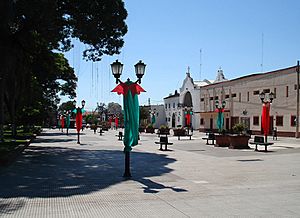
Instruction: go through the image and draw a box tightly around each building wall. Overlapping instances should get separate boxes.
[164,95,180,128]
[150,105,166,128]
[199,66,299,136]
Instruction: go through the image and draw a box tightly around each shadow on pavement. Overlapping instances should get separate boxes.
[40,132,83,137]
[138,178,187,194]
[33,138,76,143]
[0,145,176,203]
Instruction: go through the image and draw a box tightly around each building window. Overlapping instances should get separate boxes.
[166,118,168,122]
[173,103,175,108]
[165,104,167,109]
[225,94,230,99]
[178,117,180,122]
[168,104,170,108]
[253,90,260,95]
[247,92,249,102]
[215,96,219,100]
[263,89,270,93]
[274,88,277,99]
[238,93,241,102]
[168,117,171,122]
[291,115,296,127]
[209,97,214,100]
[231,93,237,98]
[286,86,289,97]
[253,116,259,125]
[200,118,204,125]
[200,98,204,102]
[276,116,283,126]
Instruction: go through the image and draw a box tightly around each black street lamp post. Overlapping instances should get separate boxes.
[215,100,226,133]
[183,107,193,135]
[74,99,85,144]
[111,59,146,178]
[259,92,274,143]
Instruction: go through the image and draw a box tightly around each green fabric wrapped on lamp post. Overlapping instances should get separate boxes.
[111,60,146,178]
[215,100,226,133]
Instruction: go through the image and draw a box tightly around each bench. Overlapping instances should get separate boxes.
[177,134,192,140]
[249,136,274,152]
[202,133,215,145]
[155,136,173,151]
[116,132,123,140]
[273,129,278,140]
[98,128,103,136]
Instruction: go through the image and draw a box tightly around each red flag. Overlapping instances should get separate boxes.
[111,82,145,96]
[115,117,119,128]
[262,103,270,136]
[60,116,65,129]
[76,112,82,133]
[109,117,112,126]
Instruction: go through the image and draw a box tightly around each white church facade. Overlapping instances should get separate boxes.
[163,65,299,137]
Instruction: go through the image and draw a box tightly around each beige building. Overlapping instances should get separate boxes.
[199,65,299,137]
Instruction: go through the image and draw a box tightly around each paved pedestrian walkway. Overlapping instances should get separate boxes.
[0,129,300,217]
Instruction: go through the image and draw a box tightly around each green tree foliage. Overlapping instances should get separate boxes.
[0,0,128,134]
[85,114,98,125]
[58,101,76,114]
[139,106,149,126]
[107,102,122,115]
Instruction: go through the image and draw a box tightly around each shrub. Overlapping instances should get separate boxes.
[232,123,246,135]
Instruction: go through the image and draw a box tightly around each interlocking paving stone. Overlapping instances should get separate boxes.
[0,129,300,217]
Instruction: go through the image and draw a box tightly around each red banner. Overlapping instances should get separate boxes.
[261,103,270,136]
[76,112,82,133]
[185,114,191,127]
[60,116,65,129]
[115,117,119,128]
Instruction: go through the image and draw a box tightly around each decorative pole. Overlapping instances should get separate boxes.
[184,107,193,135]
[60,115,65,132]
[66,111,71,135]
[259,92,274,143]
[111,60,146,178]
[215,100,226,134]
[73,100,85,144]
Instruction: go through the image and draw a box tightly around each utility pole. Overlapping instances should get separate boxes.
[296,61,299,138]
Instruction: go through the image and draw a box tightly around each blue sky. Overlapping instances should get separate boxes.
[64,0,300,110]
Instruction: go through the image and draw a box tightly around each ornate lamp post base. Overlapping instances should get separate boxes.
[77,132,80,144]
[123,151,131,178]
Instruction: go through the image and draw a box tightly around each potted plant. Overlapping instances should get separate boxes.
[228,123,250,149]
[173,127,186,136]
[139,125,146,133]
[215,131,230,147]
[158,125,170,135]
[146,123,155,133]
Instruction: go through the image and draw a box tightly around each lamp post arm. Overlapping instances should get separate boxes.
[134,78,141,84]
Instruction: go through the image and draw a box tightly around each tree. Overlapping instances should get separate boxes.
[0,0,128,137]
[139,106,150,127]
[107,102,122,115]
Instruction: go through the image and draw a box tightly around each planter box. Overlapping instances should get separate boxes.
[139,127,145,133]
[228,135,250,149]
[215,135,230,147]
[146,128,155,133]
[173,129,186,136]
[158,129,170,135]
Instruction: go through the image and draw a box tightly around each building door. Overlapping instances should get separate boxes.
[269,116,274,135]
[231,117,239,129]
[241,117,250,130]
[172,113,176,128]
[226,118,230,130]
[210,118,213,131]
